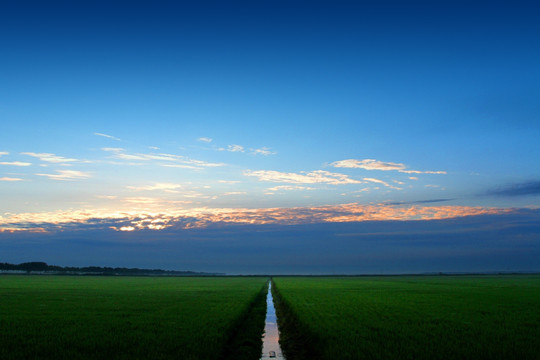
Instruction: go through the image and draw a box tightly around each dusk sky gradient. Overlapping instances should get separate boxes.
[1,1,539,273]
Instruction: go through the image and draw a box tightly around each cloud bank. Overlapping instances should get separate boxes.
[1,209,538,275]
[486,181,540,197]
[0,203,513,233]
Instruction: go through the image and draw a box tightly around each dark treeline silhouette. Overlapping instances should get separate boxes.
[0,262,221,276]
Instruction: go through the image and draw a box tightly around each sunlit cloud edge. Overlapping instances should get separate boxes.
[0,203,515,233]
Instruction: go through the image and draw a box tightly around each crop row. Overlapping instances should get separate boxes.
[272,276,540,360]
[0,276,268,360]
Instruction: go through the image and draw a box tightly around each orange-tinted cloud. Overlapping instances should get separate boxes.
[244,170,362,185]
[0,203,514,232]
[331,158,446,174]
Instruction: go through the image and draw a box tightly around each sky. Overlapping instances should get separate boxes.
[1,0,539,273]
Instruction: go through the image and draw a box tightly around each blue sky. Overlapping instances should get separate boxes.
[1,1,539,272]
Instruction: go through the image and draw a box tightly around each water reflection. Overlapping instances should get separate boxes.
[261,282,284,359]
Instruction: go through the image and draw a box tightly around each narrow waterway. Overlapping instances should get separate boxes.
[261,282,285,359]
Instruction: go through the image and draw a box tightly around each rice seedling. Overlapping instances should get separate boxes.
[273,276,540,360]
[0,276,268,360]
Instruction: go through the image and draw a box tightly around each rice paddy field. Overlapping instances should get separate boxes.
[0,276,268,360]
[272,275,540,360]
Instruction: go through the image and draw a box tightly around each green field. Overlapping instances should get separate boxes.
[272,276,540,360]
[0,276,268,360]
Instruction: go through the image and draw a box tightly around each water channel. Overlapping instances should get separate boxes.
[260,282,285,359]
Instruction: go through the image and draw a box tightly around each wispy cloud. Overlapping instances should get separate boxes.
[244,169,362,185]
[218,144,245,152]
[0,161,32,166]
[22,152,78,163]
[127,183,184,193]
[222,191,247,196]
[36,170,91,181]
[160,164,199,170]
[0,177,24,181]
[385,198,455,205]
[94,132,121,141]
[215,144,275,155]
[364,177,402,190]
[198,137,213,143]
[0,152,8,157]
[180,159,225,168]
[251,147,276,156]
[331,159,446,174]
[404,170,446,174]
[101,148,225,169]
[102,147,124,152]
[121,197,193,207]
[96,195,118,200]
[267,185,315,192]
[485,181,540,197]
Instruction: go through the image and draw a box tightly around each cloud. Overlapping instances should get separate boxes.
[94,132,121,141]
[251,147,276,156]
[0,161,32,166]
[266,185,315,192]
[218,144,245,152]
[218,180,241,184]
[0,177,23,181]
[385,198,455,205]
[216,145,275,155]
[22,152,78,163]
[0,203,514,232]
[363,177,401,190]
[160,164,199,170]
[333,159,406,171]
[486,181,540,197]
[409,176,419,180]
[96,195,117,199]
[403,170,446,174]
[102,147,124,152]
[0,152,8,157]
[222,192,247,196]
[127,183,184,193]
[101,148,226,169]
[121,197,193,206]
[180,159,225,168]
[36,170,91,181]
[198,137,213,143]
[331,159,446,174]
[244,169,363,185]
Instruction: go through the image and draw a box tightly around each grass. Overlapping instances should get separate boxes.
[0,276,268,360]
[272,275,540,360]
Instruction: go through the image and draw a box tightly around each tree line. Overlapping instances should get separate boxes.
[0,261,221,276]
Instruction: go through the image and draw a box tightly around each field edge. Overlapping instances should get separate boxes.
[271,279,321,360]
[222,279,269,360]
